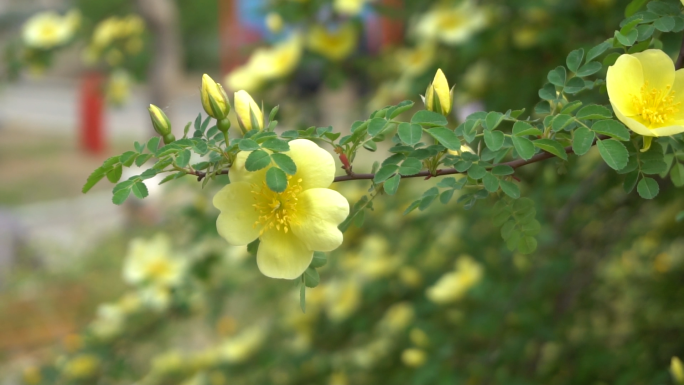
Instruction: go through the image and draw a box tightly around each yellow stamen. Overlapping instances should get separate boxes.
[251,176,303,235]
[632,82,681,127]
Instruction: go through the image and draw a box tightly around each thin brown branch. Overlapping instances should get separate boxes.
[187,135,609,183]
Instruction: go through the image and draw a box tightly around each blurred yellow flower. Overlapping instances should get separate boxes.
[409,328,430,347]
[334,0,367,16]
[22,11,74,49]
[62,354,100,380]
[213,139,349,279]
[399,266,423,288]
[125,37,144,54]
[672,356,684,384]
[106,70,131,106]
[426,255,483,304]
[22,367,41,385]
[513,26,540,49]
[226,65,263,93]
[396,43,436,77]
[234,90,263,132]
[607,49,684,138]
[123,233,186,288]
[220,326,266,363]
[90,303,125,340]
[401,348,427,367]
[414,0,487,46]
[329,371,349,385]
[379,302,414,334]
[266,12,284,33]
[325,279,361,322]
[308,23,358,61]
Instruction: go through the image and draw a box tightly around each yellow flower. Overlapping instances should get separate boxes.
[63,354,100,380]
[426,255,483,304]
[334,0,367,16]
[409,328,430,347]
[234,90,264,132]
[122,15,145,36]
[672,356,684,384]
[424,68,454,116]
[213,139,349,279]
[401,348,427,368]
[396,43,435,77]
[607,49,684,137]
[90,303,125,340]
[22,12,73,49]
[379,302,414,334]
[325,279,361,322]
[122,233,186,288]
[92,17,119,48]
[307,23,358,61]
[202,74,231,119]
[106,70,131,106]
[266,12,284,33]
[249,34,303,80]
[414,0,487,46]
[226,65,263,93]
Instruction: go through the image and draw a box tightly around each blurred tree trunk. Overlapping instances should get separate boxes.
[136,0,182,132]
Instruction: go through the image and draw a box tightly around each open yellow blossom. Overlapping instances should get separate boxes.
[426,255,483,304]
[334,0,367,16]
[396,43,435,77]
[607,49,684,137]
[22,12,74,49]
[414,0,487,46]
[307,23,358,61]
[213,139,349,279]
[123,234,186,288]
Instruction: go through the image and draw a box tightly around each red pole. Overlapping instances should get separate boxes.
[80,72,106,154]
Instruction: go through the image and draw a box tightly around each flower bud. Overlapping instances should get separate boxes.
[201,74,230,120]
[234,90,264,133]
[423,68,453,116]
[148,104,171,136]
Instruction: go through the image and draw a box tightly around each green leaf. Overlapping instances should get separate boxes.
[591,120,630,141]
[112,188,131,205]
[134,141,145,153]
[483,130,505,151]
[624,170,639,193]
[566,48,585,73]
[374,164,399,183]
[368,118,388,137]
[82,169,106,193]
[670,163,684,187]
[561,100,583,114]
[397,123,422,145]
[625,0,648,17]
[512,121,542,137]
[426,127,460,151]
[239,138,260,151]
[384,174,401,195]
[654,16,675,32]
[266,167,288,193]
[146,137,161,152]
[411,110,448,126]
[311,252,327,268]
[499,179,520,199]
[492,165,514,175]
[564,77,586,94]
[468,164,486,179]
[483,173,499,192]
[261,138,290,152]
[389,100,414,118]
[303,267,319,288]
[572,127,595,156]
[299,284,306,313]
[512,136,535,160]
[597,139,629,170]
[485,112,504,130]
[517,236,538,254]
[271,153,297,175]
[547,66,567,86]
[615,29,638,46]
[534,139,568,160]
[576,62,603,77]
[121,151,138,167]
[551,114,574,132]
[538,83,557,100]
[576,105,612,120]
[399,158,422,176]
[106,164,122,183]
[135,154,153,167]
[175,149,191,167]
[637,177,659,199]
[586,40,612,62]
[269,105,280,121]
[641,160,667,175]
[245,150,271,171]
[131,181,149,199]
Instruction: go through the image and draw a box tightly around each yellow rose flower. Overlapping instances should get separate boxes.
[607,49,684,137]
[426,255,483,304]
[334,0,367,16]
[307,23,358,61]
[22,12,73,49]
[249,34,303,80]
[122,233,186,288]
[414,0,487,46]
[213,139,349,279]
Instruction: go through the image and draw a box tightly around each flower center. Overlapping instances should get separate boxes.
[252,176,303,234]
[437,13,466,30]
[632,82,681,126]
[146,259,171,279]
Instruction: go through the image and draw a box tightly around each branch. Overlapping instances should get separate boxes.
[333,135,610,183]
[186,135,609,183]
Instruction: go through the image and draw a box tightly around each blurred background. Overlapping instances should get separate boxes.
[1,0,684,384]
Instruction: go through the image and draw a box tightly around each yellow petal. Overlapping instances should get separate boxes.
[291,188,349,251]
[213,182,261,245]
[229,150,269,185]
[632,49,675,91]
[670,68,684,120]
[432,69,451,114]
[613,106,654,136]
[257,229,313,279]
[234,90,263,131]
[288,139,336,190]
[607,54,643,117]
[649,123,684,136]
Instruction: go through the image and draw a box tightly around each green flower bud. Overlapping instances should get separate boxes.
[148,104,172,136]
[217,118,231,133]
[162,133,176,145]
[201,74,230,120]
